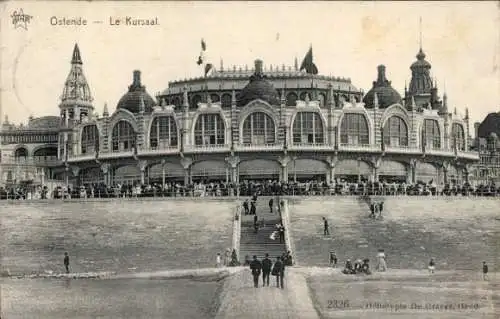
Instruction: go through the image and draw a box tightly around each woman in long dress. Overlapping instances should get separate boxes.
[376,249,387,271]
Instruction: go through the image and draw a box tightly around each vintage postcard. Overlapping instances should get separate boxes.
[0,1,498,318]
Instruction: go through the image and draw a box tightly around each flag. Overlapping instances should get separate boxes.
[300,46,318,74]
[197,38,213,76]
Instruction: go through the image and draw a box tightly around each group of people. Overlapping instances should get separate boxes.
[369,201,384,219]
[216,248,240,268]
[249,253,289,289]
[333,249,386,275]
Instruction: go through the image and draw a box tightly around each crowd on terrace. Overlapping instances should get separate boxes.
[1,179,499,200]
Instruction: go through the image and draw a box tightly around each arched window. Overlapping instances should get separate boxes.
[423,119,441,149]
[242,112,276,145]
[292,112,324,145]
[452,123,465,151]
[194,113,225,146]
[34,147,58,163]
[286,92,298,107]
[191,94,202,109]
[340,113,369,145]
[210,94,220,103]
[383,116,408,147]
[81,125,99,154]
[150,116,178,149]
[14,147,28,159]
[111,120,136,152]
[221,93,232,108]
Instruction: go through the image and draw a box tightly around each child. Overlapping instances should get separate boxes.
[482,261,489,280]
[428,258,435,274]
[329,251,338,268]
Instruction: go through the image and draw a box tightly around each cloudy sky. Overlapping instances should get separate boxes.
[1,1,499,126]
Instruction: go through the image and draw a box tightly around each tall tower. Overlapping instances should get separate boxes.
[58,43,94,161]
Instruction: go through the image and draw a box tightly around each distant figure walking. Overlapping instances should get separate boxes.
[369,202,375,218]
[269,198,274,214]
[64,252,70,274]
[428,258,435,274]
[376,249,387,272]
[216,253,222,268]
[243,199,249,215]
[261,253,272,287]
[482,261,489,280]
[272,256,284,289]
[249,255,262,288]
[224,248,231,266]
[329,251,338,268]
[250,201,256,215]
[323,217,330,236]
[278,224,285,243]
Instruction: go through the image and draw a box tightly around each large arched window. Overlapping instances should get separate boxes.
[292,112,324,145]
[340,113,369,145]
[81,125,99,154]
[423,119,441,149]
[150,116,178,149]
[242,112,276,145]
[286,92,298,107]
[111,120,136,152]
[383,116,408,147]
[194,113,225,146]
[452,123,465,151]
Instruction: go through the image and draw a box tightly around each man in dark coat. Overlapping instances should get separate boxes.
[272,256,283,288]
[261,253,272,286]
[249,255,262,288]
[268,198,274,214]
[250,201,256,215]
[323,217,330,236]
[243,200,249,215]
[64,252,70,273]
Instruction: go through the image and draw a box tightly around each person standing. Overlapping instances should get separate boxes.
[249,255,262,288]
[279,224,285,244]
[376,249,387,272]
[216,253,222,268]
[250,201,256,215]
[261,253,272,287]
[243,199,249,215]
[269,198,274,214]
[428,258,435,274]
[272,256,283,288]
[329,251,338,268]
[323,217,330,236]
[64,252,70,274]
[482,261,489,280]
[279,256,286,289]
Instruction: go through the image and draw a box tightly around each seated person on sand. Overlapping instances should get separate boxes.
[361,258,371,275]
[342,259,354,274]
[354,259,363,274]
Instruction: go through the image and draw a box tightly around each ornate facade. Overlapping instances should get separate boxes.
[1,44,479,188]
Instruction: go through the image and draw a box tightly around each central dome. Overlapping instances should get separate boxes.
[237,59,280,107]
[117,70,156,113]
[478,112,500,138]
[363,65,402,109]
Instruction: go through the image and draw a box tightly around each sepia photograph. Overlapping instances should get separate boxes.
[0,1,499,318]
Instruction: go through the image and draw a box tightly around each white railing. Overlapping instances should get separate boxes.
[2,157,62,166]
[236,143,283,151]
[339,144,380,152]
[288,143,333,151]
[139,146,180,156]
[183,144,230,153]
[384,145,421,154]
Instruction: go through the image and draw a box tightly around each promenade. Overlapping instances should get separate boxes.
[215,268,319,319]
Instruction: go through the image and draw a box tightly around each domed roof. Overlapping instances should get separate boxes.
[363,65,402,109]
[117,70,156,113]
[28,116,61,129]
[410,48,432,69]
[478,112,500,138]
[237,60,280,107]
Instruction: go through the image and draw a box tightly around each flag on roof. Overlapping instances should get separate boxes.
[196,38,213,76]
[300,46,318,75]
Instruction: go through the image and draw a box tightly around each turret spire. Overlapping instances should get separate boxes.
[103,103,109,117]
[71,43,83,65]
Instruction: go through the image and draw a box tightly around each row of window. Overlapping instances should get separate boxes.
[166,92,357,109]
[80,113,466,154]
[1,134,58,144]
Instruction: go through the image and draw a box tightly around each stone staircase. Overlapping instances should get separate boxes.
[239,197,287,261]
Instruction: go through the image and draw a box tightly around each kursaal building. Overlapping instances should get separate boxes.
[0,43,480,187]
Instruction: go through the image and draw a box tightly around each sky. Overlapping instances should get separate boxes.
[1,1,499,127]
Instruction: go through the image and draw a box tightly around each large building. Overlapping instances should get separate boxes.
[1,44,479,188]
[470,112,500,185]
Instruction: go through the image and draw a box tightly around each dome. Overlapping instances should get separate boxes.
[363,65,402,109]
[117,70,156,113]
[478,112,500,138]
[28,116,61,129]
[410,48,432,69]
[237,59,280,107]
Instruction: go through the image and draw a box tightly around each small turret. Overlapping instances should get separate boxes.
[294,57,298,71]
[103,103,109,117]
[160,98,167,109]
[465,107,469,120]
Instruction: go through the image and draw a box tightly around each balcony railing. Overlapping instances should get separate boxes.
[339,143,381,152]
[2,157,62,166]
[288,143,333,151]
[236,143,283,151]
[184,144,230,153]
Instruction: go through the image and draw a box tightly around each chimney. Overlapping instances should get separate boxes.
[377,65,386,84]
[254,59,263,75]
[474,122,480,139]
[133,70,141,86]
